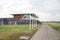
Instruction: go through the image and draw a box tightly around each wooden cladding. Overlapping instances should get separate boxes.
[14,14,24,19]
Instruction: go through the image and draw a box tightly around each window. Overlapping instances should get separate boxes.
[24,15,30,19]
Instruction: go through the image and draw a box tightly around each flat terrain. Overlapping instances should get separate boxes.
[0,24,41,40]
[48,23,60,32]
[30,23,60,40]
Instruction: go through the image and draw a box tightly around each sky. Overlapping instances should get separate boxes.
[0,0,60,21]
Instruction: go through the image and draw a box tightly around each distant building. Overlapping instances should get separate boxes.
[0,13,39,25]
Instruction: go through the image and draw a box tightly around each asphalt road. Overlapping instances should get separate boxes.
[30,23,60,40]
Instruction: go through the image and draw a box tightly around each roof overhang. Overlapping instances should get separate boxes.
[11,13,39,18]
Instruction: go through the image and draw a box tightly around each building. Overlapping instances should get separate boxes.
[0,13,39,25]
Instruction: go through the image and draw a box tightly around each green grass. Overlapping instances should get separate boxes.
[0,25,30,33]
[48,23,60,32]
[0,24,41,40]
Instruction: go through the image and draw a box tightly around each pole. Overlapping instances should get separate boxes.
[36,20,37,27]
[32,19,33,29]
[29,14,31,30]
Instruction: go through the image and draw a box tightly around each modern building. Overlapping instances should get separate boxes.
[0,13,39,25]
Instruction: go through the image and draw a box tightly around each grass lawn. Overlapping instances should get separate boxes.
[48,23,60,32]
[0,24,41,40]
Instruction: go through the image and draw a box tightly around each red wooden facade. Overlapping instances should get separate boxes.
[13,14,24,19]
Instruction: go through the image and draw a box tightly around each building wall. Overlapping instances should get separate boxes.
[14,14,24,19]
[0,14,39,25]
[0,18,39,25]
[13,14,36,20]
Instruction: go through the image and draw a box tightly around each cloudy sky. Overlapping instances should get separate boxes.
[0,0,60,21]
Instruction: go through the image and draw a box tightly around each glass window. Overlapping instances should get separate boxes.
[24,15,30,19]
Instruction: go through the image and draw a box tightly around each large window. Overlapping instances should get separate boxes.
[24,15,30,19]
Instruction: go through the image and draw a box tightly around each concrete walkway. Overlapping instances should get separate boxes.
[30,23,60,40]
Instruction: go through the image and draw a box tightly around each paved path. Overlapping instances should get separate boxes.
[30,23,60,40]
